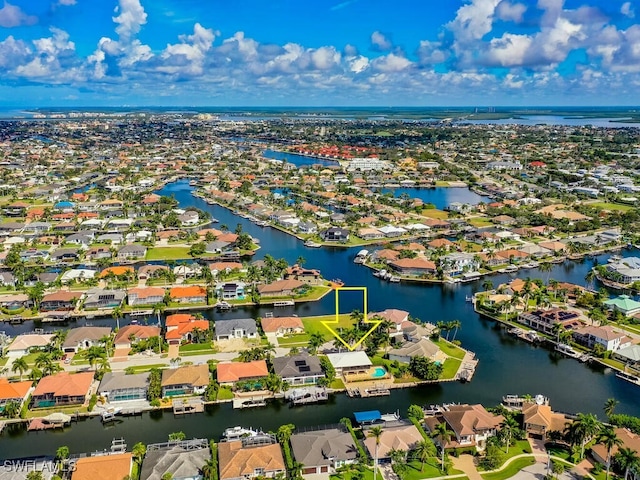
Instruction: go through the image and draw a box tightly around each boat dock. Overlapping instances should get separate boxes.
[172,398,204,415]
[347,383,391,398]
[288,387,329,406]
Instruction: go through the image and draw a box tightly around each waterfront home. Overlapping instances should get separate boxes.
[99,371,150,402]
[425,404,503,452]
[442,252,480,275]
[178,210,200,226]
[0,378,32,412]
[326,351,372,377]
[592,428,640,470]
[216,360,269,387]
[60,268,97,284]
[284,264,323,284]
[85,246,112,261]
[272,353,324,385]
[215,318,258,341]
[604,295,640,316]
[169,285,207,304]
[427,238,455,250]
[160,364,209,397]
[518,244,552,258]
[572,325,632,352]
[0,271,16,287]
[363,424,423,461]
[388,338,445,364]
[320,227,350,242]
[209,261,244,274]
[99,266,135,280]
[31,371,94,408]
[522,402,568,439]
[388,258,436,276]
[50,248,80,262]
[127,286,165,306]
[357,227,384,240]
[114,324,161,349]
[297,221,317,234]
[62,326,112,353]
[165,314,210,345]
[215,282,246,300]
[140,438,211,480]
[613,345,640,373]
[0,293,30,310]
[372,249,400,262]
[290,427,358,474]
[260,316,304,336]
[137,264,170,280]
[117,244,147,261]
[218,436,286,480]
[518,308,582,335]
[82,288,126,310]
[72,453,133,480]
[5,333,54,356]
[538,240,567,253]
[257,279,304,297]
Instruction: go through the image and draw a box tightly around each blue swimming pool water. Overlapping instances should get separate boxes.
[371,367,387,378]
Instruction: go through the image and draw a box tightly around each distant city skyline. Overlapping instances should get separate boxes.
[0,0,638,107]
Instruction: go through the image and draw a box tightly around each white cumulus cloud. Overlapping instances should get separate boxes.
[371,31,392,51]
[0,1,37,28]
[621,2,635,18]
[496,1,527,23]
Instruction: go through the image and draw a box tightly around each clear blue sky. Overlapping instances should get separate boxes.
[0,0,638,106]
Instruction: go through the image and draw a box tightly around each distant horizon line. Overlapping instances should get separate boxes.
[1,105,640,110]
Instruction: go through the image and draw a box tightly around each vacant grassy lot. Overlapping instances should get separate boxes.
[146,247,192,260]
[420,209,449,220]
[441,358,462,380]
[590,202,634,212]
[301,313,358,341]
[433,339,466,359]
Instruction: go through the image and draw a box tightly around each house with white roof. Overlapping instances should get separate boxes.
[325,351,372,377]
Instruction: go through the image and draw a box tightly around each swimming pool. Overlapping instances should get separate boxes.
[371,367,387,378]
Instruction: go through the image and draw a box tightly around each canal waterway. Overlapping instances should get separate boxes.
[2,178,639,459]
[376,187,489,209]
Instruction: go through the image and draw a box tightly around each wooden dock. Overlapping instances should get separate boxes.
[172,398,204,415]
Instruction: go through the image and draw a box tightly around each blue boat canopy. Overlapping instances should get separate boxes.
[354,410,381,423]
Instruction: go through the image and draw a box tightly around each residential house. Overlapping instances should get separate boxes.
[370,309,409,333]
[0,378,32,413]
[290,427,358,474]
[388,258,436,276]
[218,437,286,480]
[522,402,569,439]
[169,285,207,304]
[442,253,480,276]
[40,291,81,311]
[178,211,200,226]
[215,318,258,341]
[572,325,632,352]
[363,424,423,461]
[117,244,147,261]
[99,371,149,402]
[50,248,80,263]
[62,326,112,353]
[114,324,161,349]
[31,372,94,408]
[137,264,170,280]
[127,286,165,306]
[216,360,269,387]
[613,345,640,374]
[604,295,640,317]
[257,279,304,297]
[0,293,30,311]
[85,246,112,261]
[140,439,211,480]
[320,227,349,242]
[388,338,446,364]
[284,265,323,284]
[357,227,384,240]
[165,314,210,345]
[272,354,324,386]
[297,221,317,234]
[326,351,372,377]
[518,309,582,335]
[83,288,126,310]
[260,316,304,336]
[425,404,503,451]
[592,428,640,469]
[160,364,209,397]
[6,333,54,356]
[216,282,246,300]
[72,453,133,480]
[0,271,16,287]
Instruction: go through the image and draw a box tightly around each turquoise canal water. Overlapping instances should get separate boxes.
[2,179,639,460]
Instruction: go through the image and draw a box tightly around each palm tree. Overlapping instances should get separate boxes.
[86,346,107,371]
[604,398,619,418]
[501,416,519,453]
[388,448,407,464]
[11,356,28,381]
[368,426,384,480]
[432,422,452,472]
[276,423,295,445]
[413,438,437,472]
[598,425,622,480]
[585,269,597,289]
[573,413,601,459]
[539,262,554,284]
[112,305,124,330]
[152,302,165,327]
[449,320,462,342]
[2,400,19,418]
[482,279,494,291]
[309,332,324,354]
[614,447,640,480]
[132,442,146,466]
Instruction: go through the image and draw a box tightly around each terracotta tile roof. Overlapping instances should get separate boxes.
[441,404,503,437]
[592,428,640,462]
[389,258,436,270]
[128,286,165,298]
[218,441,285,480]
[33,372,94,398]
[42,291,81,302]
[260,316,304,333]
[99,266,135,278]
[216,361,269,383]
[0,378,31,400]
[114,325,161,344]
[209,262,243,271]
[169,286,206,298]
[161,364,210,388]
[165,319,210,340]
[257,279,304,294]
[72,453,132,480]
[166,313,196,326]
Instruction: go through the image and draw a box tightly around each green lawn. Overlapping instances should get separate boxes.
[420,209,449,220]
[217,386,234,400]
[296,285,332,301]
[301,314,358,341]
[468,218,493,227]
[125,364,167,373]
[589,202,634,212]
[441,358,462,380]
[403,459,463,479]
[330,378,345,389]
[178,344,218,356]
[277,334,311,346]
[599,357,626,370]
[331,468,380,480]
[546,444,572,461]
[0,357,8,367]
[480,457,536,480]
[433,339,466,359]
[146,247,192,260]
